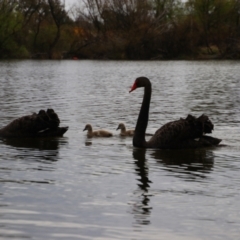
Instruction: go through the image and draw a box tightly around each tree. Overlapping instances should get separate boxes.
[71,0,181,59]
[0,0,26,58]
[47,0,68,58]
[17,0,71,59]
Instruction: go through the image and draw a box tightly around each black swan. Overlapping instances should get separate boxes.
[116,123,135,136]
[83,124,113,137]
[0,109,68,138]
[129,77,222,149]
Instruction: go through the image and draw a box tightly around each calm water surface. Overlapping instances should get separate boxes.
[0,60,240,240]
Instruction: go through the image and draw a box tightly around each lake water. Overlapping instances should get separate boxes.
[0,60,240,240]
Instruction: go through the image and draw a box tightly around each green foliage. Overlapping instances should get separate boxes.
[0,0,28,58]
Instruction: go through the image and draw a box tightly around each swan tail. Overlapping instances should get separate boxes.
[36,126,69,137]
[171,136,222,149]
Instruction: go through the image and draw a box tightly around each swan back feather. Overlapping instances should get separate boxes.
[147,114,220,148]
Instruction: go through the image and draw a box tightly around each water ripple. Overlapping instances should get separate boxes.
[0,60,240,240]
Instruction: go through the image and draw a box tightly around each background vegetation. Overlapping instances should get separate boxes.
[0,0,240,59]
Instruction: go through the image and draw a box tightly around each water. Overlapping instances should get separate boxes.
[0,60,240,239]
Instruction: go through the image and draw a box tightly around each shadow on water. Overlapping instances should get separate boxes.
[130,147,215,226]
[0,137,68,163]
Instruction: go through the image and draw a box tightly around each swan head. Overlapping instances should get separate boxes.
[116,123,125,131]
[129,77,151,93]
[83,124,92,132]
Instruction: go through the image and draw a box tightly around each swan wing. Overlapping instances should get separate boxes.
[0,109,67,138]
[148,114,215,148]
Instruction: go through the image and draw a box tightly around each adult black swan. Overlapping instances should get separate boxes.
[129,77,221,149]
[0,109,68,138]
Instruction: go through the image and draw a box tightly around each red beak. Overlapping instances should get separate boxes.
[129,81,137,93]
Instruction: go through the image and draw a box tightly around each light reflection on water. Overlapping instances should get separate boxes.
[0,60,240,239]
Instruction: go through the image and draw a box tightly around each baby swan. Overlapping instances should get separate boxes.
[83,124,113,138]
[116,123,135,136]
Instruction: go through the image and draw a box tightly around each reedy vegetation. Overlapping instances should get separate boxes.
[0,0,240,59]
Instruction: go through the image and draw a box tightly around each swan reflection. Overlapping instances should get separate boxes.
[131,148,152,226]
[2,138,63,150]
[130,147,215,226]
[151,148,214,178]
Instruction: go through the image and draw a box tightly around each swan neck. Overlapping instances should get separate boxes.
[133,83,151,148]
[121,126,126,133]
